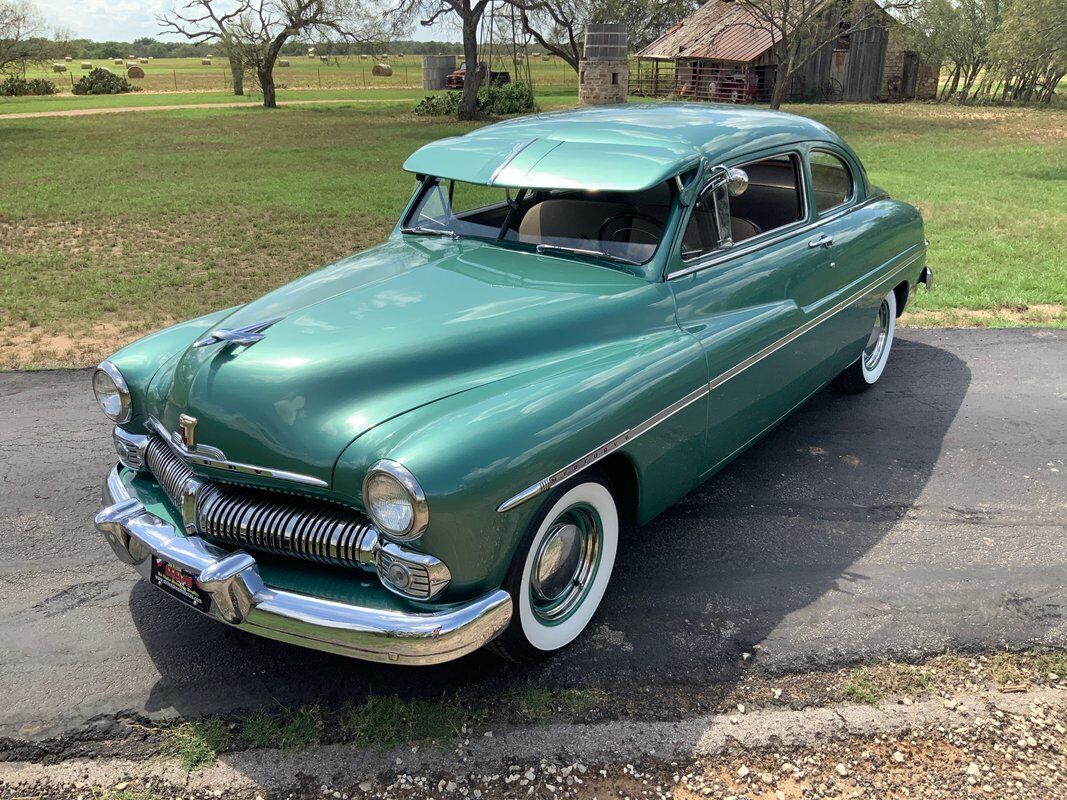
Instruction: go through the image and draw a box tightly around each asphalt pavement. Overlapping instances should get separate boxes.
[0,328,1064,739]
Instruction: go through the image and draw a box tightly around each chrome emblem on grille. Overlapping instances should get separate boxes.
[178,414,197,449]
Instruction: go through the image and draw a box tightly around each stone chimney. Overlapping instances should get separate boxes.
[579,23,629,106]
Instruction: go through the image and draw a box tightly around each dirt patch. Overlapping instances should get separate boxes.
[902,303,1067,328]
[0,320,162,369]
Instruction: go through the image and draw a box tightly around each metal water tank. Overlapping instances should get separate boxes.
[421,55,457,90]
[583,23,628,61]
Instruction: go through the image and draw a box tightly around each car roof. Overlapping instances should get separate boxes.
[402,103,849,192]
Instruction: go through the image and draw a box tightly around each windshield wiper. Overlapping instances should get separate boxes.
[535,243,641,266]
[401,226,459,239]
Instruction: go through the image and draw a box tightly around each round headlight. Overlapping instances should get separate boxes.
[362,460,428,541]
[92,361,132,423]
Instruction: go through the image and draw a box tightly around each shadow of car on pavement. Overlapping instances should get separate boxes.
[129,336,973,718]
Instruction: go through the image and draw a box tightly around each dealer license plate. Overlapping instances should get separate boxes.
[150,557,211,612]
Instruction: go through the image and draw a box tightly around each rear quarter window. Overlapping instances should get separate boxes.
[810,151,854,214]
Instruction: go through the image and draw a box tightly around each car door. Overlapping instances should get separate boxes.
[668,150,845,475]
[791,146,887,375]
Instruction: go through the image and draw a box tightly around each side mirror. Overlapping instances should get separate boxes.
[726,167,749,197]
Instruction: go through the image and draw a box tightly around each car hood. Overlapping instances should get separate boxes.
[148,237,654,487]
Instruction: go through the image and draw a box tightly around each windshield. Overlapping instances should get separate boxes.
[402,177,673,266]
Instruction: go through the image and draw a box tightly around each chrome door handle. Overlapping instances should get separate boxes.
[808,234,834,249]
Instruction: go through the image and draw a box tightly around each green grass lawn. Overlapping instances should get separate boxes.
[0,94,1063,368]
[20,53,581,95]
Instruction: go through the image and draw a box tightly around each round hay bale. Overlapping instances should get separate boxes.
[319,55,328,62]
[278,59,290,67]
[126,65,145,78]
[360,54,368,60]
[113,58,123,64]
[201,58,212,65]
[127,54,135,59]
[52,63,67,73]
[64,56,72,62]
[81,61,92,70]
[139,57,148,63]
[372,62,393,77]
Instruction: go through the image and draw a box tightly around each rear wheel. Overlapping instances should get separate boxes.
[833,289,897,393]
[490,473,619,663]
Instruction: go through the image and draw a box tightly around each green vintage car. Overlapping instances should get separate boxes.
[94,104,931,664]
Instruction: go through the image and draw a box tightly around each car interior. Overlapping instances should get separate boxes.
[407,155,806,265]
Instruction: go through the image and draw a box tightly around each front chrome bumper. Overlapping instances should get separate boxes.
[95,466,512,665]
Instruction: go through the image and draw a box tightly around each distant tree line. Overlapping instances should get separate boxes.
[16,35,465,61]
[902,0,1065,105]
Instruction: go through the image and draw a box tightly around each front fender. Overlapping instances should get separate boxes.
[334,328,707,598]
[105,307,238,431]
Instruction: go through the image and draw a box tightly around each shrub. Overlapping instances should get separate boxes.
[479,81,537,116]
[413,82,537,118]
[0,76,58,96]
[72,67,139,95]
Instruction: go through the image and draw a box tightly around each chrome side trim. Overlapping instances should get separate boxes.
[497,249,925,514]
[496,382,710,513]
[147,417,328,488]
[96,466,511,665]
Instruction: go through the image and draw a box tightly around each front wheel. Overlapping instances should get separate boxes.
[490,473,619,663]
[833,289,897,394]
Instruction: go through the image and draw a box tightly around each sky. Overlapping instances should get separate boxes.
[32,0,461,43]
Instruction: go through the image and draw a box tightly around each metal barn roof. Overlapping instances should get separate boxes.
[639,0,779,63]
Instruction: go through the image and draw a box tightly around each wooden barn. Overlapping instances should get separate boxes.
[635,0,939,104]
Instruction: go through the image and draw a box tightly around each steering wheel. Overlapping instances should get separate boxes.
[598,212,665,245]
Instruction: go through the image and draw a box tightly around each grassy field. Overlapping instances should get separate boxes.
[0,94,1064,368]
[19,53,581,95]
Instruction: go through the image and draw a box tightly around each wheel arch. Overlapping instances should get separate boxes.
[596,452,639,531]
[892,280,910,317]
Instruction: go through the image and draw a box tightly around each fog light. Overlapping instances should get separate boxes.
[384,560,414,591]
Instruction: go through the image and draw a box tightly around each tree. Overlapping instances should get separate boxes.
[0,0,47,76]
[901,0,1000,103]
[161,0,386,108]
[727,0,917,109]
[985,0,1064,104]
[512,0,694,72]
[392,0,492,120]
[159,0,250,96]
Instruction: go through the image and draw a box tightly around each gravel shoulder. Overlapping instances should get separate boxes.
[2,653,1064,800]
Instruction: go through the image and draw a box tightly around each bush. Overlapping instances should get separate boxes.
[479,82,537,116]
[72,68,139,95]
[413,91,460,117]
[413,82,537,118]
[0,76,58,96]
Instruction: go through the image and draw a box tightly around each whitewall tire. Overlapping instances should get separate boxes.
[834,289,897,393]
[491,474,619,661]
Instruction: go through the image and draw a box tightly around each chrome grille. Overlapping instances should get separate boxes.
[143,434,376,571]
[145,434,195,506]
[196,484,376,568]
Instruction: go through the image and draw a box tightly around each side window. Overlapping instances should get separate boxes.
[680,152,804,262]
[809,151,853,214]
[680,186,720,261]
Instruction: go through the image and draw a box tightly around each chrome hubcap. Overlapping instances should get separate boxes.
[530,505,602,623]
[863,300,891,371]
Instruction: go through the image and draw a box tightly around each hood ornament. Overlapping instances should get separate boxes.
[178,414,197,448]
[194,316,284,349]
